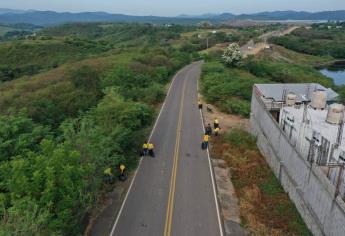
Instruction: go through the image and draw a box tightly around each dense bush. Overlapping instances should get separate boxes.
[244,58,334,87]
[0,114,50,162]
[201,61,268,117]
[269,26,345,59]
[201,53,334,117]
[0,40,109,82]
[0,90,153,235]
[0,22,193,235]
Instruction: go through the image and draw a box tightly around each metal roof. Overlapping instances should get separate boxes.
[254,83,339,102]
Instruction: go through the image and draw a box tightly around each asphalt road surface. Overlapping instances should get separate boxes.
[110,61,223,236]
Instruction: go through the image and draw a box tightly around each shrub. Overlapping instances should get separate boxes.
[223,98,251,117]
[222,43,243,67]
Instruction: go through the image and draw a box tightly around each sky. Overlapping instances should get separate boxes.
[1,0,345,16]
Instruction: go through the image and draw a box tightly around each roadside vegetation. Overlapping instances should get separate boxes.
[211,129,311,235]
[201,53,333,117]
[257,44,334,67]
[0,22,192,235]
[201,22,345,235]
[269,22,345,59]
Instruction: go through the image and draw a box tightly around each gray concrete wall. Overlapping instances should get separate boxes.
[250,91,345,236]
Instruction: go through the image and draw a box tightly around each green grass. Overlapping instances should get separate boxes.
[259,173,283,196]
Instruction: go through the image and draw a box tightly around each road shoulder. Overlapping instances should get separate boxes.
[199,99,248,236]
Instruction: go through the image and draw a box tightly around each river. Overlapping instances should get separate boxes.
[319,63,345,86]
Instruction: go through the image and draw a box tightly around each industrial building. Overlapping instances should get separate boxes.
[250,83,345,236]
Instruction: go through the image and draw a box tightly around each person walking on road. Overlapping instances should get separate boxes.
[148,142,155,157]
[205,123,212,136]
[142,141,148,156]
[214,118,219,129]
[202,134,210,150]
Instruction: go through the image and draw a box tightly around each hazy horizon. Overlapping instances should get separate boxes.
[1,0,345,16]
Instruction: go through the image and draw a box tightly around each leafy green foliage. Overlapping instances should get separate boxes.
[201,61,268,117]
[244,57,334,88]
[0,114,50,162]
[0,39,109,82]
[0,140,94,235]
[0,22,192,235]
[202,49,334,117]
[269,24,345,59]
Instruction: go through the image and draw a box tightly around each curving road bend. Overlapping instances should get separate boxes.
[110,61,223,236]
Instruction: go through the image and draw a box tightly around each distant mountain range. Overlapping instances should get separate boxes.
[0,9,344,26]
[235,10,345,21]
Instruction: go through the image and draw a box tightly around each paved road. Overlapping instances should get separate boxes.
[110,62,223,236]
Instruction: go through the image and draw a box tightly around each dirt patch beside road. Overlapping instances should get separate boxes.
[198,94,310,235]
[200,101,249,134]
[211,130,311,236]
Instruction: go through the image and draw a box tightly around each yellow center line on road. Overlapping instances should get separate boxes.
[164,72,188,236]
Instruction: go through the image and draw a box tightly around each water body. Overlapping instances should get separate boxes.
[319,64,345,86]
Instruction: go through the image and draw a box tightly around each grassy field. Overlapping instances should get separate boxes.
[211,129,311,235]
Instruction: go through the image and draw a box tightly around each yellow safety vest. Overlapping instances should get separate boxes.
[215,128,220,132]
[120,164,125,174]
[148,143,154,150]
[143,143,148,149]
[203,135,209,142]
[104,167,112,176]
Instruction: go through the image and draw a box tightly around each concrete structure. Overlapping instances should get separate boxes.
[250,83,345,236]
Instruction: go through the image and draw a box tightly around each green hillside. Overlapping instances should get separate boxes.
[0,22,194,235]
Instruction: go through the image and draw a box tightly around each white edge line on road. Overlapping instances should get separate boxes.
[197,73,224,236]
[109,65,186,236]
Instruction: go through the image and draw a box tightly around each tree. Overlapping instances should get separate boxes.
[0,114,50,162]
[222,43,243,67]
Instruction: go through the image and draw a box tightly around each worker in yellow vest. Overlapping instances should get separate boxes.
[214,118,219,129]
[104,167,114,184]
[214,127,220,136]
[202,134,209,150]
[142,142,148,156]
[148,142,155,157]
[119,163,127,181]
